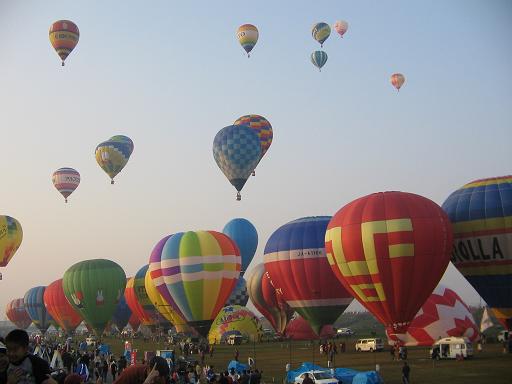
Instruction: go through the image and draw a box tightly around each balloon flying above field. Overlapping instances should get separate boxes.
[49,20,79,66]
[95,135,134,184]
[442,175,512,330]
[223,218,258,272]
[148,231,241,337]
[390,73,405,91]
[237,24,259,57]
[24,286,54,333]
[311,51,328,72]
[264,217,353,334]
[44,279,82,334]
[233,115,273,176]
[63,259,126,336]
[333,20,349,38]
[325,191,453,337]
[213,125,261,200]
[52,168,80,203]
[5,298,32,329]
[312,22,330,47]
[0,215,23,268]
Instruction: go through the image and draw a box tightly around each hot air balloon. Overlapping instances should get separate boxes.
[225,277,249,307]
[325,191,453,337]
[5,298,32,329]
[223,218,258,272]
[111,292,132,331]
[312,22,331,47]
[285,315,335,340]
[128,313,141,331]
[95,135,134,184]
[246,264,294,335]
[0,215,23,268]
[264,217,353,335]
[62,259,126,336]
[442,175,512,330]
[213,125,261,201]
[237,24,259,57]
[208,305,263,344]
[311,51,328,72]
[386,285,479,346]
[390,73,405,91]
[24,286,54,333]
[44,279,82,334]
[333,20,348,38]
[148,231,241,337]
[233,115,273,176]
[49,20,79,66]
[52,168,80,203]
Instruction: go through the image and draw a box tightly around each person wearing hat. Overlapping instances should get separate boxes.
[1,339,9,384]
[113,356,170,384]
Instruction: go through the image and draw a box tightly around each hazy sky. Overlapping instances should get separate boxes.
[0,0,511,320]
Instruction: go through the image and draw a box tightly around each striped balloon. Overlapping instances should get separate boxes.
[390,73,405,91]
[234,115,273,161]
[95,135,134,184]
[312,22,331,47]
[442,175,512,330]
[49,20,79,66]
[311,51,328,72]
[52,168,80,203]
[24,286,54,333]
[44,279,82,334]
[237,24,259,57]
[148,231,241,336]
[5,298,32,329]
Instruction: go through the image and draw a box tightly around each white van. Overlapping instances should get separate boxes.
[431,337,473,359]
[355,338,384,352]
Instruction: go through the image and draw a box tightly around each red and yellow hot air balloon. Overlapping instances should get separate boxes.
[325,191,452,337]
[6,298,32,329]
[44,279,83,334]
[0,215,23,270]
[390,73,405,91]
[49,20,79,66]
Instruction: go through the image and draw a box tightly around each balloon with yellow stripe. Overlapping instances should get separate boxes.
[0,215,23,268]
[148,231,241,337]
[95,135,134,184]
[49,20,79,66]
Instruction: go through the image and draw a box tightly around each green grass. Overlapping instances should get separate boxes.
[97,336,512,384]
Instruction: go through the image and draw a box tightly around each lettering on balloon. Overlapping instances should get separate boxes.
[451,236,506,263]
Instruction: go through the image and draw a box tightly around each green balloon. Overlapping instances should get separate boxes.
[63,259,126,336]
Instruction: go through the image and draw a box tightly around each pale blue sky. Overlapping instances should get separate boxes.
[0,0,511,319]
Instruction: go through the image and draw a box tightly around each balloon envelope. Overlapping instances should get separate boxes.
[265,216,353,334]
[95,136,134,184]
[44,279,82,333]
[225,277,249,307]
[442,175,512,330]
[285,315,335,340]
[237,24,259,56]
[6,298,32,329]
[148,231,241,336]
[312,22,331,46]
[325,191,452,336]
[111,292,132,331]
[49,20,79,65]
[208,305,263,344]
[62,259,126,336]
[52,168,80,203]
[390,73,405,91]
[333,20,348,37]
[223,218,258,271]
[24,286,54,333]
[311,51,328,71]
[0,215,23,267]
[233,115,273,161]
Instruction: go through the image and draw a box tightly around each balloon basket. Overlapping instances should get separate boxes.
[62,62,65,67]
[236,192,241,201]
[111,180,115,185]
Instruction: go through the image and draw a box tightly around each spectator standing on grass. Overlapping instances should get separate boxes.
[302,373,313,384]
[389,345,396,361]
[402,362,410,384]
[234,349,239,362]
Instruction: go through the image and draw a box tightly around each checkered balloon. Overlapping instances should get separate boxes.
[225,277,249,307]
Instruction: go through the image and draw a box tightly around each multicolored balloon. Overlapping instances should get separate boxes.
[0,215,23,268]
[95,135,134,184]
[213,125,261,200]
[111,292,132,331]
[325,191,453,336]
[225,277,249,307]
[49,20,79,66]
[24,286,54,333]
[312,22,331,47]
[246,264,293,335]
[237,24,259,57]
[265,216,353,334]
[208,305,263,344]
[223,218,258,272]
[44,279,82,334]
[62,259,126,336]
[52,168,80,203]
[442,175,512,330]
[386,285,479,346]
[5,298,32,329]
[333,20,349,38]
[390,73,405,91]
[148,231,241,337]
[311,51,328,72]
[233,115,273,173]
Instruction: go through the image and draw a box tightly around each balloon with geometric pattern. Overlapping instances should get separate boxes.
[233,115,273,175]
[95,135,134,184]
[49,20,79,66]
[225,277,249,307]
[52,168,80,203]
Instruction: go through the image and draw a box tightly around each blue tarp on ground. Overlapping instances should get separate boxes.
[286,362,383,384]
[228,360,249,373]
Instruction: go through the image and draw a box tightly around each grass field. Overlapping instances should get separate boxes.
[100,337,512,384]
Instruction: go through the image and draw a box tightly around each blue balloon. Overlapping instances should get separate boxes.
[225,277,249,306]
[311,50,328,71]
[24,286,54,333]
[111,293,132,331]
[223,218,258,271]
